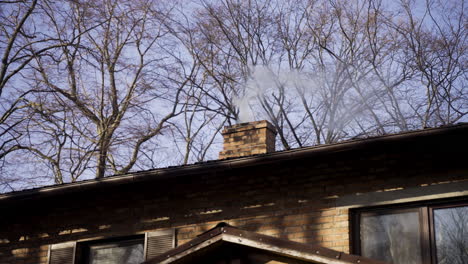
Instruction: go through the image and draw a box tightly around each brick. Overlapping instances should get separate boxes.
[219,121,277,159]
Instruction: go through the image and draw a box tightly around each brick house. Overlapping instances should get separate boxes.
[1,120,467,264]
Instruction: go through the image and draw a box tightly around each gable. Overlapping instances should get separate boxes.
[144,224,388,264]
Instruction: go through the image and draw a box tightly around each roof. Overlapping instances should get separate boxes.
[143,223,389,264]
[1,123,467,204]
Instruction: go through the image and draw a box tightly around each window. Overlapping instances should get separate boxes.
[433,205,468,264]
[352,198,468,264]
[84,236,144,264]
[48,229,175,264]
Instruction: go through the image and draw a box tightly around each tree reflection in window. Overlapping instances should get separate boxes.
[88,238,144,264]
[360,210,422,264]
[434,206,468,264]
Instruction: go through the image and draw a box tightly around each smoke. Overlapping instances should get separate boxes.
[234,65,312,123]
[234,65,275,123]
[233,63,380,143]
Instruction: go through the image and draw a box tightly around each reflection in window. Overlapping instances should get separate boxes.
[360,211,422,264]
[88,238,144,264]
[434,206,468,264]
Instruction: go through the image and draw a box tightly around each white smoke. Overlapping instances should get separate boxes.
[233,62,403,145]
[234,65,276,123]
[234,65,312,123]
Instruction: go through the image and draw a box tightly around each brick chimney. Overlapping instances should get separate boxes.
[219,120,277,159]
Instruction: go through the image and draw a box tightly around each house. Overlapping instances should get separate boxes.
[0,120,467,264]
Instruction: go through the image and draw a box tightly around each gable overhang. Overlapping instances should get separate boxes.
[144,224,388,264]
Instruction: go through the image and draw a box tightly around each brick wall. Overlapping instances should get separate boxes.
[219,120,276,159]
[1,125,467,263]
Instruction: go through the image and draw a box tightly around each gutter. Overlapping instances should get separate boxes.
[1,123,466,203]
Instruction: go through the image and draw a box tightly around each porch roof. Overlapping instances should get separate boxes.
[144,223,389,264]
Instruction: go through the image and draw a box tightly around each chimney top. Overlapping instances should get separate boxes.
[219,120,277,159]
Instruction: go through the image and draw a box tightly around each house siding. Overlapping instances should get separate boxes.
[1,125,467,264]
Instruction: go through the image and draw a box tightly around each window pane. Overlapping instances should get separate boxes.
[360,210,422,264]
[434,206,468,264]
[89,240,144,264]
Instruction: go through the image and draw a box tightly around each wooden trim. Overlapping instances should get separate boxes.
[147,229,175,239]
[428,204,437,264]
[143,232,149,260]
[47,245,51,264]
[420,206,432,264]
[50,242,76,250]
[349,209,360,256]
[144,224,388,264]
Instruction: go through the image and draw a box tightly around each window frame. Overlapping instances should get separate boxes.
[351,196,468,264]
[79,235,145,264]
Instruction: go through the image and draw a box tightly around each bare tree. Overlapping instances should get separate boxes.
[188,0,467,151]
[0,0,68,190]
[188,0,404,149]
[11,0,194,182]
[168,82,226,164]
[393,0,467,127]
[1,0,39,174]
[1,0,466,191]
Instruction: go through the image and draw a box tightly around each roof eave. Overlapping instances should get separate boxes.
[1,123,466,203]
